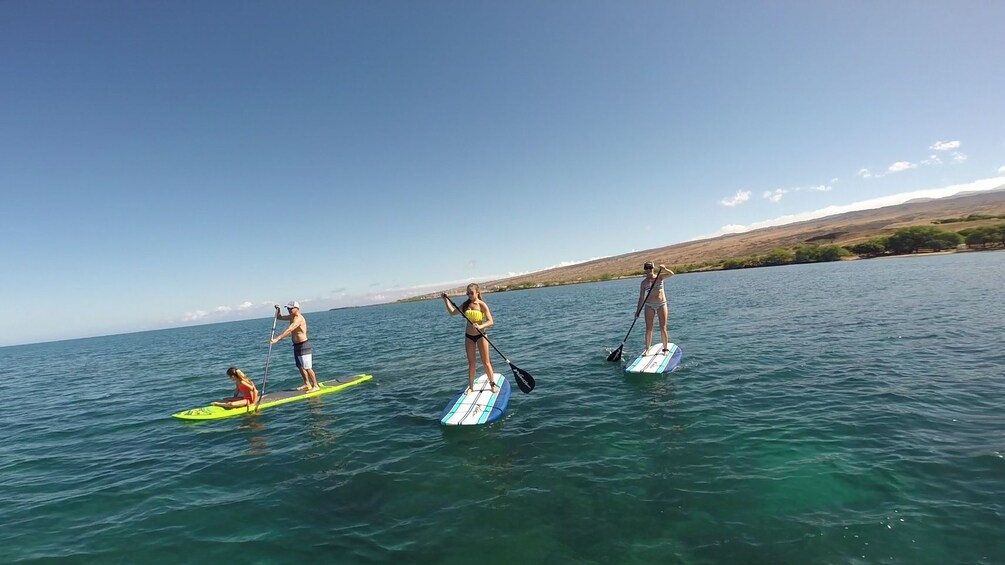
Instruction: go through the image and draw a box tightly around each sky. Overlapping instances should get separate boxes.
[2,1,1004,346]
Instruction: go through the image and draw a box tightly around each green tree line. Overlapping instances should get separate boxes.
[673,223,1005,275]
[849,224,1005,255]
[932,213,1005,224]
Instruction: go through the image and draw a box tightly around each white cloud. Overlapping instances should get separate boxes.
[763,185,831,203]
[182,310,209,322]
[865,140,965,176]
[718,224,748,234]
[177,300,280,325]
[720,190,751,207]
[888,161,916,173]
[696,176,1005,240]
[552,257,607,268]
[998,166,1005,174]
[763,189,787,203]
[930,140,960,151]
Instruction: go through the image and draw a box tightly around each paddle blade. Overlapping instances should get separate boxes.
[607,345,624,362]
[509,363,536,394]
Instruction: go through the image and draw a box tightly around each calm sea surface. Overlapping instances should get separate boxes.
[2,252,1003,564]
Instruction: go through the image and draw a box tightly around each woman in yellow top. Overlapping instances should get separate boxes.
[441,283,499,394]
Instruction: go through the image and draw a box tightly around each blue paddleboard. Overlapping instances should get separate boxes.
[625,343,683,374]
[439,373,510,426]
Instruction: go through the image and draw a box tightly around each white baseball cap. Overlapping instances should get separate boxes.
[286,300,300,310]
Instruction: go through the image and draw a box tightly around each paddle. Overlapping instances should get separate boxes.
[252,311,280,412]
[607,266,664,362]
[443,295,536,394]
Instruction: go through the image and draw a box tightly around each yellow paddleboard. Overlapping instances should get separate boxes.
[172,373,372,421]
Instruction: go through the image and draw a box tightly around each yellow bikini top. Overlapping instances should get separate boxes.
[464,309,484,323]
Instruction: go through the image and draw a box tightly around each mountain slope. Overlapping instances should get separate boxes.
[415,187,1005,298]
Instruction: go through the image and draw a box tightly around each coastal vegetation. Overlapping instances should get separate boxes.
[932,213,1005,224]
[958,225,1005,249]
[680,224,1003,273]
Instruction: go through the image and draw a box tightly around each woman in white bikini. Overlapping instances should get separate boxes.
[441,283,499,394]
[636,261,674,354]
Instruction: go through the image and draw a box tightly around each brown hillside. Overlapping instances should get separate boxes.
[414,187,1005,298]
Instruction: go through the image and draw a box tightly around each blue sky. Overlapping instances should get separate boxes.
[2,1,1004,346]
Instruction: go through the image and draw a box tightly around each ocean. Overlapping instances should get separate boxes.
[2,251,1003,564]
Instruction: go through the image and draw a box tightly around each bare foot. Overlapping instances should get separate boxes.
[490,383,499,393]
[309,386,321,392]
[465,386,475,394]
[296,385,309,392]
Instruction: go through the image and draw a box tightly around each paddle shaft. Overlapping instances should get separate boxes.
[253,314,280,412]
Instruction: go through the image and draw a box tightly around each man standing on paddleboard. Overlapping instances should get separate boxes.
[271,301,320,392]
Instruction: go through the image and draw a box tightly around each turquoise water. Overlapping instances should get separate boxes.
[2,252,1003,564]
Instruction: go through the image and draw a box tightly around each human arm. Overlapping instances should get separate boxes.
[270,316,304,344]
[636,279,648,316]
[438,291,458,313]
[474,302,494,332]
[247,385,260,407]
[274,305,291,321]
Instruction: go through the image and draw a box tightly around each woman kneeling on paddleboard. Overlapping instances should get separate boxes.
[441,284,499,394]
[212,367,259,409]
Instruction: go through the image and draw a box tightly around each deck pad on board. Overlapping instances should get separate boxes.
[625,343,683,374]
[440,373,511,426]
[172,373,372,420]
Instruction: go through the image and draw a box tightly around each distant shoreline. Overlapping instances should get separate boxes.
[402,246,1004,301]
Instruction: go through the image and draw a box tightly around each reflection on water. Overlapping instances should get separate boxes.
[304,397,340,450]
[238,418,269,456]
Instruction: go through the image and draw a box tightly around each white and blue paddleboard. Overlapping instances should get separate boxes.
[625,343,683,374]
[439,373,510,426]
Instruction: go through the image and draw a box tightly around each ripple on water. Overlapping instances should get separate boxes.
[1,253,1004,563]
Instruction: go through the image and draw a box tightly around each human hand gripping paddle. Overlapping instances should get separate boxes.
[607,266,664,362]
[252,309,280,413]
[443,295,536,394]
